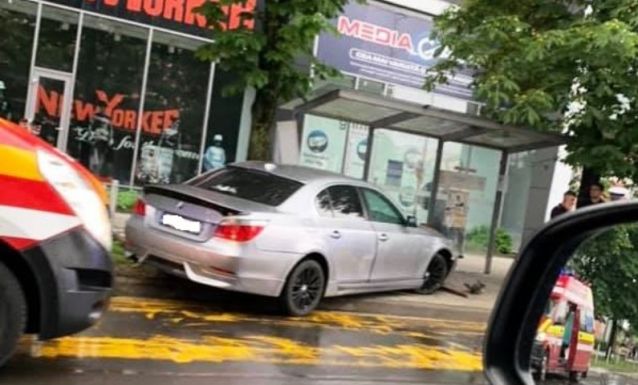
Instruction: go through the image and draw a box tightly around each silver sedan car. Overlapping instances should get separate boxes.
[125,162,459,315]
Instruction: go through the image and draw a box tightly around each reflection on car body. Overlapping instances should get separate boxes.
[125,162,460,315]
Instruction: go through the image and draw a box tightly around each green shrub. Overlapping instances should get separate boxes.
[466,225,513,254]
[117,189,139,213]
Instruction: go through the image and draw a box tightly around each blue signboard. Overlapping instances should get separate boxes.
[317,2,472,99]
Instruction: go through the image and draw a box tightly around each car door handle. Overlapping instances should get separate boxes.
[378,233,389,242]
[330,230,342,239]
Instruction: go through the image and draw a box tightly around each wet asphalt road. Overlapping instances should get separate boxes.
[0,281,636,385]
[1,293,490,385]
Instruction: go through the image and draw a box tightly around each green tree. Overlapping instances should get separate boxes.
[426,1,638,183]
[196,0,358,160]
[571,225,638,356]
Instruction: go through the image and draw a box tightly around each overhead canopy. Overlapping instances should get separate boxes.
[283,88,566,153]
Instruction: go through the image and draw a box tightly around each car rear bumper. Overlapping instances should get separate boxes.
[125,216,299,297]
[23,227,113,339]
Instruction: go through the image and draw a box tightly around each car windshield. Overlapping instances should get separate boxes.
[191,167,303,206]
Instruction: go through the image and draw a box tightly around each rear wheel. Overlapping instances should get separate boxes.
[416,253,449,294]
[569,370,580,383]
[280,260,325,316]
[534,350,549,382]
[0,263,27,367]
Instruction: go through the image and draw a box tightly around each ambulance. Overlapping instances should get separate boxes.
[532,274,595,381]
[0,118,113,366]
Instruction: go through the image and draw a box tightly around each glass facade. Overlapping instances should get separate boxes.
[0,0,246,185]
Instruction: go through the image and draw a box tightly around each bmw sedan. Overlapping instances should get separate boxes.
[125,162,459,316]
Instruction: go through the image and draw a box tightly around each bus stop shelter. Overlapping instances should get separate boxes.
[283,87,567,274]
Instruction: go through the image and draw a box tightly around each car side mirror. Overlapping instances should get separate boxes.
[484,201,638,385]
[405,215,417,227]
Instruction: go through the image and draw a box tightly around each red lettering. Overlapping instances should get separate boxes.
[227,0,256,30]
[124,110,136,130]
[74,100,95,121]
[396,33,414,53]
[163,109,179,130]
[95,90,125,117]
[338,16,359,36]
[151,111,163,134]
[375,26,392,45]
[163,0,184,22]
[184,0,206,27]
[359,23,374,41]
[126,0,143,12]
[142,111,153,134]
[112,110,124,126]
[104,0,119,6]
[36,86,59,117]
[143,0,163,17]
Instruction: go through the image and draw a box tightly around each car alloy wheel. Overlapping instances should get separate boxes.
[281,259,325,316]
[417,253,449,295]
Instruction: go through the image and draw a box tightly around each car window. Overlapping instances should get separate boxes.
[327,185,364,218]
[191,166,303,206]
[361,189,404,225]
[316,189,333,217]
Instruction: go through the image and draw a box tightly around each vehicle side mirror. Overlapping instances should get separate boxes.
[405,215,417,227]
[484,201,638,385]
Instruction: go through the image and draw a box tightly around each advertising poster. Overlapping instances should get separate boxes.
[299,115,348,173]
[317,2,472,100]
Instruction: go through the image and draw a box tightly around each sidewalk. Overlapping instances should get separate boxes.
[111,212,512,320]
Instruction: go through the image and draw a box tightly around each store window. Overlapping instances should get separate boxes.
[36,5,79,72]
[203,69,244,173]
[299,115,348,173]
[135,31,210,185]
[0,0,37,122]
[367,129,438,225]
[436,143,500,254]
[68,15,148,183]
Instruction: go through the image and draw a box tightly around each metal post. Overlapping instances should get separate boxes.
[129,28,154,186]
[426,139,445,225]
[109,180,119,218]
[362,126,375,181]
[485,150,509,274]
[197,61,216,174]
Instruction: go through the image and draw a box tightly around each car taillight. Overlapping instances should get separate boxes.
[213,221,265,242]
[133,198,146,217]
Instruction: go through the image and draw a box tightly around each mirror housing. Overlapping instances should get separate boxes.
[484,201,638,385]
[405,215,417,228]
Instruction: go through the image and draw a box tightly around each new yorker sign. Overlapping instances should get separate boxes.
[50,0,255,37]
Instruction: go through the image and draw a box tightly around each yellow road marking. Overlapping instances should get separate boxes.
[109,297,486,335]
[26,335,483,371]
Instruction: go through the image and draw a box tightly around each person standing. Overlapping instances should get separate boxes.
[203,134,226,172]
[578,182,606,208]
[550,190,577,219]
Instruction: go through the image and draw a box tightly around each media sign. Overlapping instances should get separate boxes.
[317,2,472,99]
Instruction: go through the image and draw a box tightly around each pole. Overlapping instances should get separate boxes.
[485,150,509,274]
[109,180,119,218]
[362,127,375,181]
[426,139,445,225]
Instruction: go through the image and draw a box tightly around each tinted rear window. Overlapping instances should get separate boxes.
[191,167,303,206]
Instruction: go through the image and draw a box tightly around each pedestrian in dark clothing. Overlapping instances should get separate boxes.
[551,190,577,219]
[578,182,606,208]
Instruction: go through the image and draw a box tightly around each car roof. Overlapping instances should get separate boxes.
[233,161,362,185]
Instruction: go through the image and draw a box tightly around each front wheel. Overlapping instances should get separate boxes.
[0,263,27,367]
[279,260,326,316]
[416,253,449,295]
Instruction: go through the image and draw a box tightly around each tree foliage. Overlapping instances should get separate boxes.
[571,225,638,324]
[426,0,638,180]
[196,0,356,160]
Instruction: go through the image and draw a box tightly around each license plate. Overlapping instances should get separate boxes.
[161,213,202,234]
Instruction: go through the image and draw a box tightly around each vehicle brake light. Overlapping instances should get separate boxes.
[214,221,265,242]
[133,198,146,217]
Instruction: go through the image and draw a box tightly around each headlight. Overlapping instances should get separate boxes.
[37,149,112,251]
[535,332,547,342]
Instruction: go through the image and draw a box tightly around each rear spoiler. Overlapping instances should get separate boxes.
[144,184,242,216]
